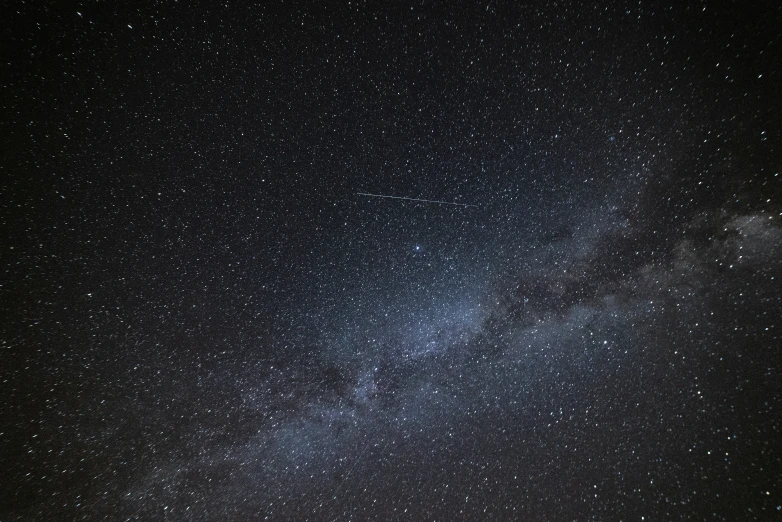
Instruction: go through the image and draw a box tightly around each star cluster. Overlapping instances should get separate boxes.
[2,1,781,520]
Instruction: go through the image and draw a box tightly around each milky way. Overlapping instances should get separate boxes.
[3,2,781,520]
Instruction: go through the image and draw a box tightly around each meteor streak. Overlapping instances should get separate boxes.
[356,192,477,208]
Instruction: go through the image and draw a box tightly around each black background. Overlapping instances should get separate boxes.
[2,1,781,519]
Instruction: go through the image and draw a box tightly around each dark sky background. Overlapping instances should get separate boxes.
[2,1,781,520]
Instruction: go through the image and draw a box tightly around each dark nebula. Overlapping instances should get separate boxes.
[2,1,781,520]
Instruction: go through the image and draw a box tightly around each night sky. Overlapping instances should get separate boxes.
[2,1,781,520]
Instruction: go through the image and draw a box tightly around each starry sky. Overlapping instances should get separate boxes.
[2,1,781,520]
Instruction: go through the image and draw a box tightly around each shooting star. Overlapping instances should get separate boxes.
[357,192,477,208]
